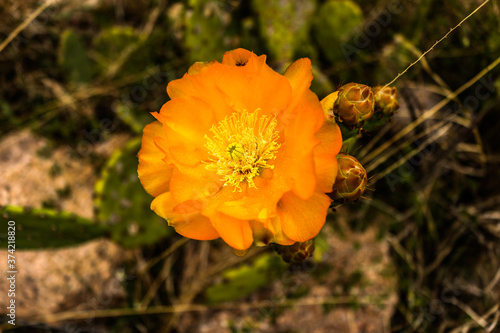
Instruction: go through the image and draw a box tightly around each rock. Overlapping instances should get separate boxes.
[0,129,129,219]
[0,238,131,318]
[0,129,132,320]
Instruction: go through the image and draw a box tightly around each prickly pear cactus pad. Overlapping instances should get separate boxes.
[0,205,107,249]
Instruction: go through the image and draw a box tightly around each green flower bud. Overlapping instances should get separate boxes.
[331,153,367,203]
[275,239,315,263]
[334,83,374,128]
[372,86,399,116]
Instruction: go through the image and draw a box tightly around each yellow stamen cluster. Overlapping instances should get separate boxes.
[205,109,280,191]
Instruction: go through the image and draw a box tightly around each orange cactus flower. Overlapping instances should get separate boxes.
[138,48,342,250]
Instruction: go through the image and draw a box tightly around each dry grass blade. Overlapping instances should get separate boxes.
[363,55,500,166]
[394,35,457,101]
[384,0,491,87]
[138,238,189,275]
[364,116,458,173]
[448,300,499,332]
[387,234,416,271]
[138,256,174,310]
[369,123,453,183]
[0,0,53,53]
[485,268,500,294]
[23,295,390,325]
[448,303,499,333]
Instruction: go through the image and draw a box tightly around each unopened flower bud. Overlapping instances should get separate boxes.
[334,83,374,128]
[275,239,315,263]
[372,86,399,116]
[331,153,367,203]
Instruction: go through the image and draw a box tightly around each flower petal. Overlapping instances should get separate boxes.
[151,192,219,240]
[279,191,331,242]
[166,70,231,121]
[314,119,343,155]
[278,90,324,200]
[283,58,314,111]
[138,121,173,197]
[169,55,292,122]
[214,167,293,221]
[313,120,342,193]
[169,164,222,204]
[314,153,338,193]
[213,62,292,118]
[210,212,254,250]
[159,96,215,149]
[221,48,264,67]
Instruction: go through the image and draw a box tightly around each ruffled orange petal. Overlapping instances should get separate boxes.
[166,71,232,121]
[279,191,332,242]
[213,62,292,118]
[169,52,292,122]
[314,120,342,193]
[221,48,265,67]
[138,121,173,197]
[278,90,324,200]
[283,58,314,111]
[314,119,343,155]
[169,164,222,204]
[313,153,338,193]
[210,211,254,250]
[156,96,217,170]
[215,173,291,220]
[151,192,219,240]
[159,96,215,149]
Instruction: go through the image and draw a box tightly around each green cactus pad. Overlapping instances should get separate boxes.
[58,29,92,84]
[93,26,149,77]
[204,253,287,303]
[183,0,230,64]
[0,205,107,249]
[312,0,363,64]
[253,0,316,66]
[94,138,172,248]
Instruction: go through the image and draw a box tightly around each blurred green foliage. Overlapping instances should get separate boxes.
[312,0,363,65]
[253,0,316,66]
[59,29,92,84]
[184,0,229,63]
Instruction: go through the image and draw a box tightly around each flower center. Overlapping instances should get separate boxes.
[205,109,280,191]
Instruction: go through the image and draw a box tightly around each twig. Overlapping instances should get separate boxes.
[138,256,174,310]
[24,295,390,324]
[364,116,457,173]
[449,303,499,333]
[363,55,500,166]
[369,123,453,183]
[138,237,189,275]
[449,298,488,328]
[0,0,53,53]
[384,0,492,87]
